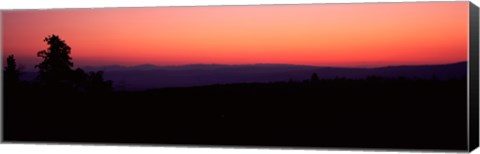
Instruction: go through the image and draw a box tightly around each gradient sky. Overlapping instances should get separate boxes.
[2,2,469,70]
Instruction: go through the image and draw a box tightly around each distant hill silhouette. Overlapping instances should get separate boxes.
[20,62,467,91]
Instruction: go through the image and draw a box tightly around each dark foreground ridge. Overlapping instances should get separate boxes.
[4,77,467,151]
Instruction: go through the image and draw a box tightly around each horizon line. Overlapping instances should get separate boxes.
[13,61,468,72]
[77,61,468,69]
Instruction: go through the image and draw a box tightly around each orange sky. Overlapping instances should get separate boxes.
[2,2,469,69]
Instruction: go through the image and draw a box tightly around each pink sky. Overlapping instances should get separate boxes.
[2,2,469,70]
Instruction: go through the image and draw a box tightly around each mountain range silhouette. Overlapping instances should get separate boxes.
[20,61,467,91]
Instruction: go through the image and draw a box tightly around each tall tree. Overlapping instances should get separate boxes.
[34,34,113,92]
[4,55,21,84]
[35,34,74,85]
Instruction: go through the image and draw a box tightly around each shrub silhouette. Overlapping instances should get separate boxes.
[86,71,113,93]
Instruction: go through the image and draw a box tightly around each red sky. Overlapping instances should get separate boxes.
[2,2,469,69]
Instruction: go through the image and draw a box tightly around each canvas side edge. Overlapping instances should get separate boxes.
[469,1,479,152]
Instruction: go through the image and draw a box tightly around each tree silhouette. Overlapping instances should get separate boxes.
[311,72,319,82]
[35,34,74,86]
[4,55,21,85]
[34,34,112,92]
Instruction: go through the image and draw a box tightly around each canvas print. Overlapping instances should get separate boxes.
[2,1,478,152]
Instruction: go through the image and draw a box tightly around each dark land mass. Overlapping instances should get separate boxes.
[20,62,467,91]
[6,34,467,151]
[4,76,467,150]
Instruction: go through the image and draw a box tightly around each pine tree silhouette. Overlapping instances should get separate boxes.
[4,55,21,85]
[34,34,113,92]
[35,34,74,87]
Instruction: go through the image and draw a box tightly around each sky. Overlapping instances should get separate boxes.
[2,1,469,70]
